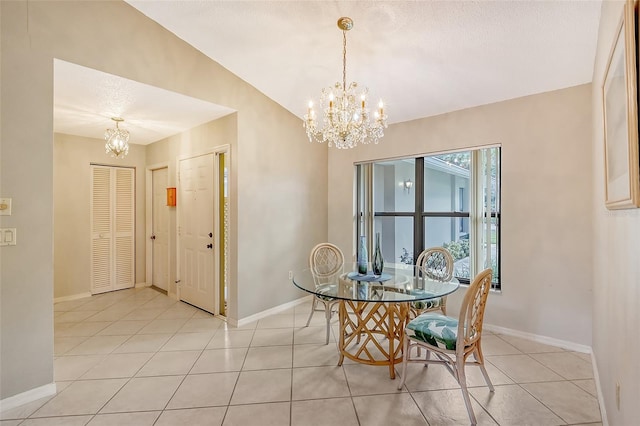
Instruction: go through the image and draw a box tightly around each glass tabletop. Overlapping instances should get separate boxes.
[292,263,459,303]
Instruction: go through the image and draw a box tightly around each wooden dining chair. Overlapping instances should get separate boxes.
[306,243,344,344]
[410,247,454,318]
[397,268,494,426]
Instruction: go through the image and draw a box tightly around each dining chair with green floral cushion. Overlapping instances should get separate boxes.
[397,268,494,426]
[410,246,454,318]
[306,243,344,345]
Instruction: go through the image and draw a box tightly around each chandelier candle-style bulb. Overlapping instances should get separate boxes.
[303,17,387,149]
[104,117,130,158]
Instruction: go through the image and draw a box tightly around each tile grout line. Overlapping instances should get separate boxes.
[32,290,151,420]
[45,289,185,422]
[218,325,255,424]
[42,290,605,425]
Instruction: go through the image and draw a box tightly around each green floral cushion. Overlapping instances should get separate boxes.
[411,297,443,311]
[406,313,459,350]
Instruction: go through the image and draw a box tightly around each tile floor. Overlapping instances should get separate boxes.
[1,287,603,425]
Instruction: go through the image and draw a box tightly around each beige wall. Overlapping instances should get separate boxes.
[54,134,147,298]
[329,84,594,346]
[592,1,640,424]
[145,115,238,317]
[0,0,326,400]
[1,1,55,400]
[5,0,605,406]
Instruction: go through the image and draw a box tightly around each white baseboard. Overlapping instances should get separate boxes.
[53,292,91,303]
[135,282,150,288]
[233,295,312,328]
[0,383,56,413]
[484,323,591,353]
[468,322,607,423]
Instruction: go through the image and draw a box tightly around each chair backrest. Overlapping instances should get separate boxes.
[309,243,345,286]
[416,247,454,282]
[457,268,493,348]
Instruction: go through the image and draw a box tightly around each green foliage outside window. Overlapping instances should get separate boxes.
[442,239,470,261]
[399,248,413,265]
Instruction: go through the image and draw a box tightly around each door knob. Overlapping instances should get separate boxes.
[150,235,156,240]
[209,232,213,238]
[207,243,213,249]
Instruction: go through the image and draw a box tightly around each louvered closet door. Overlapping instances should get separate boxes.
[114,168,135,290]
[91,165,135,294]
[91,166,113,294]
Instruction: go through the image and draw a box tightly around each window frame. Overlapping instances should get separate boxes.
[356,147,501,289]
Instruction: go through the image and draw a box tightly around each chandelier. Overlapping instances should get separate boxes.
[304,17,387,149]
[104,117,130,158]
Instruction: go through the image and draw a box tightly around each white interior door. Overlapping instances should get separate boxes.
[179,154,215,313]
[91,165,135,294]
[152,167,169,291]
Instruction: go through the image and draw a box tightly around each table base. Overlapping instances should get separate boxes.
[337,300,409,379]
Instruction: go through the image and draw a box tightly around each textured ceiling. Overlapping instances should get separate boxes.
[126,0,602,124]
[53,60,234,145]
[54,1,602,145]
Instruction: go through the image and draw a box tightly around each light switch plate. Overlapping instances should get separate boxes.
[0,198,12,216]
[0,228,16,246]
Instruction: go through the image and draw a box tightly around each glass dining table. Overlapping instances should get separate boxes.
[292,263,459,379]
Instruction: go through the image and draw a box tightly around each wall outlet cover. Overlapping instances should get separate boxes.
[0,228,17,246]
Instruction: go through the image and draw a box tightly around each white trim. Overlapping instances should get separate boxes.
[213,147,230,316]
[135,282,150,288]
[484,323,591,353]
[0,383,56,413]
[176,145,231,315]
[53,293,91,303]
[145,162,170,293]
[175,146,228,163]
[233,295,312,327]
[353,142,502,166]
[591,351,609,426]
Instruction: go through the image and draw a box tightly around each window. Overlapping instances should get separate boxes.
[356,147,501,288]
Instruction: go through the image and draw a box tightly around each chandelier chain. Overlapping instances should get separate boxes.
[342,29,347,92]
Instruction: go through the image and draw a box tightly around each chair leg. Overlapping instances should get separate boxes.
[423,348,431,368]
[397,335,410,390]
[324,302,332,345]
[305,297,317,327]
[474,346,494,391]
[457,358,477,426]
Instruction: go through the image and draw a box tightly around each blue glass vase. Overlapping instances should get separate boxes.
[372,232,384,276]
[357,235,368,274]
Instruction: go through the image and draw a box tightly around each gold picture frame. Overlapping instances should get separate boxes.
[603,0,640,209]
